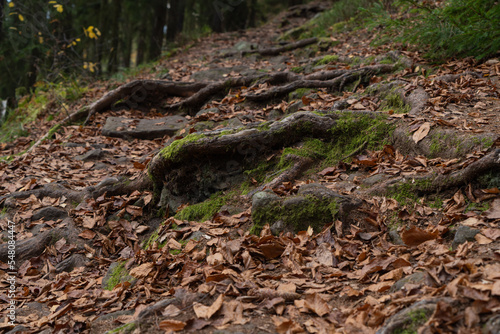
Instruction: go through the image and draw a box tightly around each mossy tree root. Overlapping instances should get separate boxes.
[147,111,340,200]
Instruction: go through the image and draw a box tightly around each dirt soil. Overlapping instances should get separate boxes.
[1,2,500,334]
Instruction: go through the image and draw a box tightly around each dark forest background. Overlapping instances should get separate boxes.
[0,0,306,101]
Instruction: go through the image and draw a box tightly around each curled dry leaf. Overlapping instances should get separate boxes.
[412,122,431,143]
[193,294,224,320]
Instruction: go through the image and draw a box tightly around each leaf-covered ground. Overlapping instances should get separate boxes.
[1,2,500,334]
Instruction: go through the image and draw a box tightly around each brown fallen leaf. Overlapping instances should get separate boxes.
[78,229,96,240]
[401,226,438,246]
[273,316,305,334]
[129,262,154,278]
[412,122,431,143]
[483,198,500,219]
[304,293,331,317]
[193,294,224,320]
[159,319,186,332]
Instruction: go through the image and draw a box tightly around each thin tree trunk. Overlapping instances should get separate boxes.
[148,0,167,61]
[107,0,121,74]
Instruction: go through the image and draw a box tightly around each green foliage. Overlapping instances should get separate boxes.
[0,78,86,143]
[370,0,500,60]
[299,0,377,38]
[478,171,500,189]
[107,323,136,334]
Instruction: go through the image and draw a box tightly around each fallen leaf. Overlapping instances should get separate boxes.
[159,319,186,332]
[401,226,438,246]
[129,262,154,278]
[412,122,431,143]
[304,293,331,316]
[193,294,224,320]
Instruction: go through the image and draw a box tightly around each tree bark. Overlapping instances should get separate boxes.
[148,0,167,61]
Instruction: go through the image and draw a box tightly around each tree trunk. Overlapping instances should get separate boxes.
[166,0,185,42]
[106,0,121,74]
[148,0,167,61]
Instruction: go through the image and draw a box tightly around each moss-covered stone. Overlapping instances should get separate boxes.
[174,191,236,222]
[251,185,342,234]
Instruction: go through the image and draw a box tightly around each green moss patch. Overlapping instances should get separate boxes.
[160,133,205,161]
[174,191,236,222]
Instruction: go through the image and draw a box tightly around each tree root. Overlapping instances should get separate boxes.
[223,37,318,57]
[244,64,395,101]
[80,63,399,124]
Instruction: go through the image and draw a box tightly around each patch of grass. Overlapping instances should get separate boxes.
[393,309,429,334]
[389,179,433,206]
[478,171,500,189]
[291,66,304,73]
[315,55,339,66]
[380,92,410,114]
[107,323,136,334]
[105,262,133,291]
[465,200,490,213]
[367,0,500,60]
[299,0,377,38]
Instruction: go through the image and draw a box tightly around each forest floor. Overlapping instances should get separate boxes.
[1,2,500,334]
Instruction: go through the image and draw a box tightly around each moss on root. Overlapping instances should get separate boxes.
[160,133,205,161]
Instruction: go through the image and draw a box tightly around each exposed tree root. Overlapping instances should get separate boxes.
[0,175,152,208]
[0,218,81,267]
[247,154,314,198]
[417,148,500,193]
[223,37,318,57]
[244,64,395,101]
[80,63,398,124]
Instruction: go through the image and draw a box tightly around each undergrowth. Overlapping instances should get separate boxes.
[366,0,500,60]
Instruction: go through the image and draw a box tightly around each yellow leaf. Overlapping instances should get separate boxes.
[54,4,63,13]
[8,2,14,8]
[49,1,57,3]
[89,67,95,73]
[83,62,88,69]
[87,26,94,32]
[76,38,81,42]
[95,28,101,36]
[72,41,76,45]
[18,14,24,21]
[39,36,43,44]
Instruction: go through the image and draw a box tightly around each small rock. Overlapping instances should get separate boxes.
[389,230,405,245]
[363,174,391,186]
[252,191,280,209]
[74,149,104,161]
[452,225,480,249]
[298,183,342,200]
[270,220,286,235]
[267,109,283,121]
[102,116,188,140]
[286,100,304,114]
[195,108,220,118]
[483,314,500,334]
[32,206,68,221]
[390,271,435,292]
